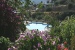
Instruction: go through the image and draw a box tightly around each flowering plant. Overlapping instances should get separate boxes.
[15,30,58,50]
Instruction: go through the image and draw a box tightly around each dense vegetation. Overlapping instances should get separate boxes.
[0,0,75,50]
[0,0,26,42]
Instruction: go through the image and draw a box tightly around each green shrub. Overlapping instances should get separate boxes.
[59,0,66,4]
[31,12,44,20]
[68,3,73,9]
[57,12,75,21]
[57,16,75,46]
[46,7,52,12]
[0,36,10,50]
[71,36,75,50]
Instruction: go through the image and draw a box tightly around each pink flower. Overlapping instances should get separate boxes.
[61,43,64,49]
[18,22,21,24]
[8,47,13,50]
[33,45,36,48]
[16,16,19,18]
[52,41,56,45]
[32,30,35,33]
[36,48,38,50]
[38,43,41,47]
[8,48,11,50]
[48,48,50,50]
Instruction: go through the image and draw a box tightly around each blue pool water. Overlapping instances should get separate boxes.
[22,0,51,4]
[31,0,47,4]
[26,22,52,31]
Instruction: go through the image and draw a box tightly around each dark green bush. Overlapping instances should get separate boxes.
[57,12,75,21]
[55,2,59,6]
[68,3,73,9]
[31,12,44,20]
[59,0,66,4]
[46,7,52,12]
[0,36,10,50]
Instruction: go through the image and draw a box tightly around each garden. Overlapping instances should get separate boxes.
[0,0,75,50]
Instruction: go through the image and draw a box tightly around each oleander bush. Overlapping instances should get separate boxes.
[16,30,58,50]
[0,0,26,42]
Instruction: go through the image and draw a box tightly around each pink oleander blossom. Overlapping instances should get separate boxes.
[8,47,13,50]
[18,22,21,24]
[38,43,41,47]
[52,41,56,45]
[36,48,38,50]
[33,45,36,48]
[48,48,50,50]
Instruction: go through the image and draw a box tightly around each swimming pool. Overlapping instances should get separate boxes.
[26,22,52,31]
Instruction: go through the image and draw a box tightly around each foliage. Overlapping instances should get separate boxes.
[0,36,10,50]
[0,0,26,42]
[37,2,44,9]
[54,2,59,6]
[15,30,58,50]
[59,0,66,4]
[71,0,75,3]
[71,36,75,50]
[46,7,52,12]
[49,15,75,49]
[52,0,56,2]
[68,3,73,9]
[31,12,44,20]
[7,0,31,20]
[57,16,75,46]
[18,36,44,50]
[57,12,75,21]
[43,15,59,27]
[7,0,31,10]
